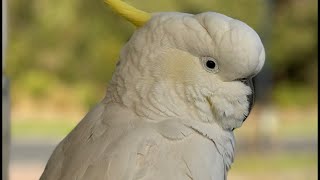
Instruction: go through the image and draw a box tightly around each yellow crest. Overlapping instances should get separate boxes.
[104,0,151,27]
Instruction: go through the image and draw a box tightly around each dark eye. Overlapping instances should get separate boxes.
[201,57,219,73]
[206,60,216,69]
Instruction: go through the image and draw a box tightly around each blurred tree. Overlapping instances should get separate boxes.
[270,0,317,83]
[5,0,318,110]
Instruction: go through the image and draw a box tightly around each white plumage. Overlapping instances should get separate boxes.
[41,11,265,180]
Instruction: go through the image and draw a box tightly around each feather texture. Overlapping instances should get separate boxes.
[41,11,265,180]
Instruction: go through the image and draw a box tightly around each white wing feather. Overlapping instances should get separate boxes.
[40,103,226,180]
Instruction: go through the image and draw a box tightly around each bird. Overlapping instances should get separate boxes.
[40,0,265,179]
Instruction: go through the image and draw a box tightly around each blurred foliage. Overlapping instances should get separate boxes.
[5,0,318,109]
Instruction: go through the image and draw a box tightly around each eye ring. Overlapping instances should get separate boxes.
[200,57,219,73]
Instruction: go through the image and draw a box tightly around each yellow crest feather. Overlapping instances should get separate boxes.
[104,0,151,27]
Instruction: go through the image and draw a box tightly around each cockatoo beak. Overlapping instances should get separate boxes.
[232,78,254,131]
[244,78,255,120]
[239,78,255,122]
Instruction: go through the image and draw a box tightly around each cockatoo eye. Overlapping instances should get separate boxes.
[201,57,219,73]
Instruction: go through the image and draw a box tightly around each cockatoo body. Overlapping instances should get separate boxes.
[40,1,265,180]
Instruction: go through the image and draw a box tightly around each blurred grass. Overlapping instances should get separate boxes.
[231,152,317,173]
[228,152,317,180]
[11,107,317,139]
[278,118,317,138]
[11,119,77,139]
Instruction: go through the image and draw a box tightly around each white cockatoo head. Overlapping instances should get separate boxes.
[105,1,265,131]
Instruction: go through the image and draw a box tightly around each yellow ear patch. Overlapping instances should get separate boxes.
[104,0,151,27]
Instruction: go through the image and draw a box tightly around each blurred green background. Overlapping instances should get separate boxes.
[4,0,317,179]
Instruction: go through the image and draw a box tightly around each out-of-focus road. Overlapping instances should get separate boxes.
[9,139,59,180]
[9,138,317,180]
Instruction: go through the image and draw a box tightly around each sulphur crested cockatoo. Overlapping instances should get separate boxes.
[40,0,265,179]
